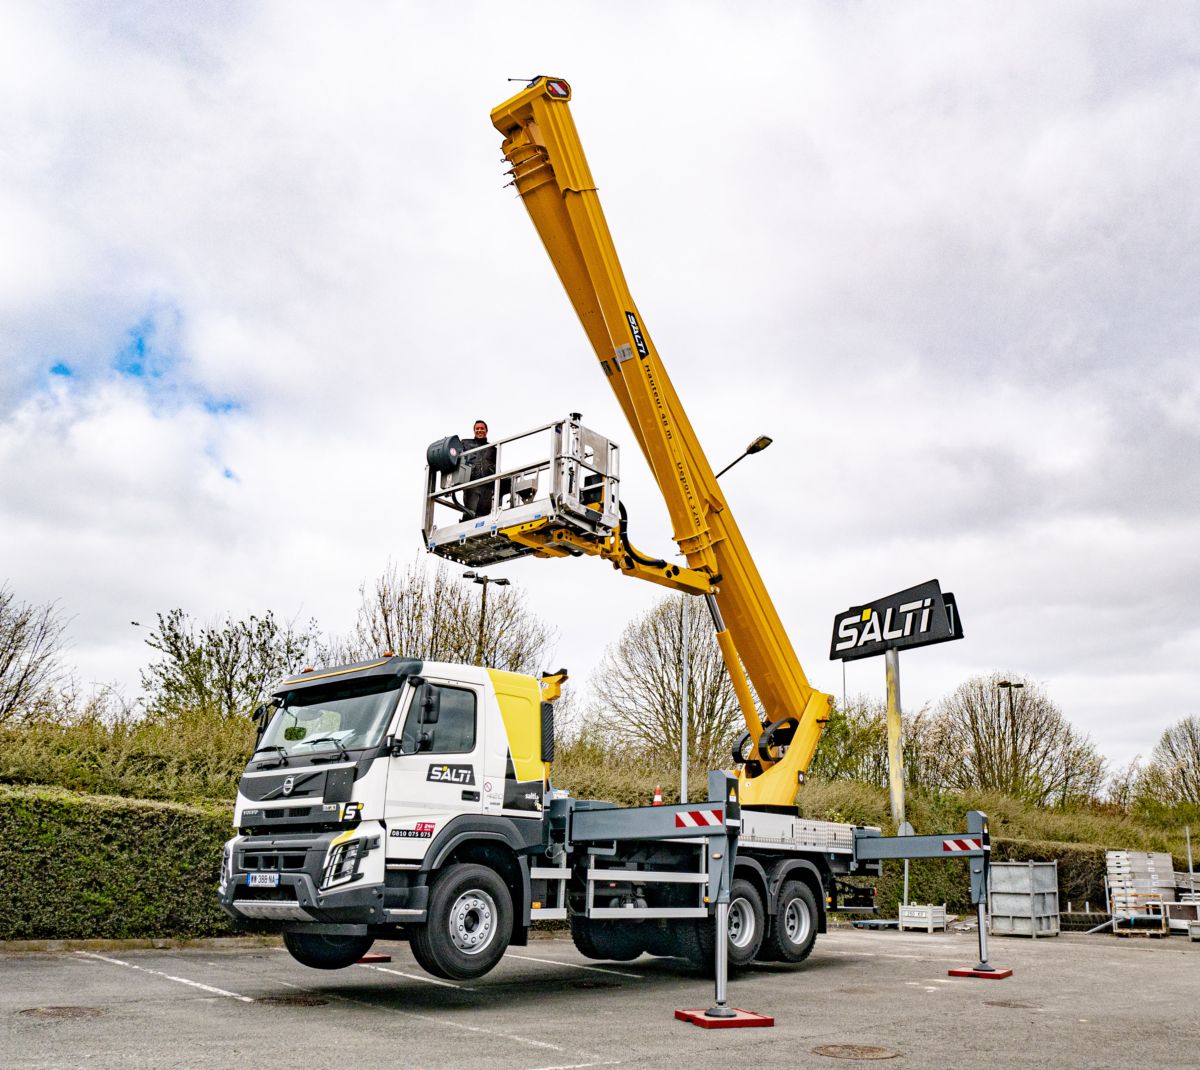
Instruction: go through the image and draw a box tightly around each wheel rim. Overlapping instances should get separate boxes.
[728,895,756,949]
[448,889,497,955]
[783,895,811,945]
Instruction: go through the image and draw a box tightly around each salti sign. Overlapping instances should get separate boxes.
[829,579,963,662]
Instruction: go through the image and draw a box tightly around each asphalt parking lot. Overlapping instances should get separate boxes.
[3,927,1197,1069]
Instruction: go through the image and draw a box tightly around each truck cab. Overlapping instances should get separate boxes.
[219,656,556,978]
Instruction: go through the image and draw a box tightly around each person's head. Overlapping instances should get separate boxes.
[473,420,488,440]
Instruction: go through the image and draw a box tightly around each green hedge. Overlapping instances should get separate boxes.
[0,783,1166,939]
[0,785,240,940]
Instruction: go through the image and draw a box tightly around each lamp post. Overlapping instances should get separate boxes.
[997,680,1024,795]
[463,572,510,667]
[714,434,773,479]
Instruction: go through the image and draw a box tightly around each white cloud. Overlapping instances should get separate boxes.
[1,2,1197,769]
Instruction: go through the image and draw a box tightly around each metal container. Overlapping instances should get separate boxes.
[989,861,1060,938]
[898,904,947,933]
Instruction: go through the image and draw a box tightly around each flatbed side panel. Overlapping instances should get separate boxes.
[570,801,732,844]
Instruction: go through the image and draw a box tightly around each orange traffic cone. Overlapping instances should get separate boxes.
[652,785,663,806]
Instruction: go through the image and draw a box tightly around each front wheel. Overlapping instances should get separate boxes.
[283,931,374,970]
[410,863,513,981]
[760,879,817,964]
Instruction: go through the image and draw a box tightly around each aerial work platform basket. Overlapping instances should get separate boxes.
[422,415,621,568]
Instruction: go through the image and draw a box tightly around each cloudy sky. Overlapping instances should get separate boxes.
[2,2,1197,769]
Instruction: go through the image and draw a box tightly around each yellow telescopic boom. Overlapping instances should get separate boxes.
[490,78,833,805]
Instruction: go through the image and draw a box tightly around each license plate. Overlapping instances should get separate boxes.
[247,872,280,888]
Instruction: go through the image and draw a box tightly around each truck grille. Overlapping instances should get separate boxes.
[242,852,308,871]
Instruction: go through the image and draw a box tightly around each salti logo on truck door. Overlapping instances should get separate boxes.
[427,764,475,785]
[829,579,964,662]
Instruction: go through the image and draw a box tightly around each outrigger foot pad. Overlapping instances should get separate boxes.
[948,966,1013,979]
[675,1008,775,1028]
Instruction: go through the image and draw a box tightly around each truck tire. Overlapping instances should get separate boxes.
[726,878,765,967]
[410,863,513,980]
[283,931,374,970]
[672,878,763,972]
[569,914,643,962]
[673,915,715,973]
[760,879,817,964]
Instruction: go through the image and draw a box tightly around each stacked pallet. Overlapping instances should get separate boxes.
[1107,851,1175,936]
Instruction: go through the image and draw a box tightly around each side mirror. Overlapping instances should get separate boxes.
[419,686,440,725]
[251,699,278,747]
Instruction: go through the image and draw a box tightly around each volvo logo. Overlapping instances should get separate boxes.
[281,776,295,797]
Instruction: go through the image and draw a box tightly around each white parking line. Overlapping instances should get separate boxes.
[356,962,471,990]
[525,1061,623,1070]
[75,951,254,1003]
[504,953,643,979]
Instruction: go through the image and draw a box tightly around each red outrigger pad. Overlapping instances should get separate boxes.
[675,1008,775,1028]
[948,966,1013,979]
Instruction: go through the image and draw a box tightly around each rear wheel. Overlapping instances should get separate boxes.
[569,913,643,961]
[726,878,765,967]
[283,931,374,970]
[674,878,764,973]
[761,879,818,964]
[411,863,513,980]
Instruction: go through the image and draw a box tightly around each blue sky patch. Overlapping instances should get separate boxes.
[49,362,72,377]
[113,315,168,380]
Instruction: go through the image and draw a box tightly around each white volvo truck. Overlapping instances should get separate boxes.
[219,658,877,980]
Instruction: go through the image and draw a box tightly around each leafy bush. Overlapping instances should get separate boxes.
[0,704,254,804]
[0,784,238,940]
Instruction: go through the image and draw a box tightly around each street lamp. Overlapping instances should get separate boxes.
[997,680,1025,793]
[997,680,1025,708]
[463,572,510,667]
[714,434,772,479]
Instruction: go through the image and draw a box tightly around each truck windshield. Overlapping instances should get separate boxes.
[258,677,405,758]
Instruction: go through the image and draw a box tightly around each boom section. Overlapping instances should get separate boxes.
[490,78,833,785]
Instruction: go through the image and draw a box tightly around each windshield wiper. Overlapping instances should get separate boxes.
[252,744,289,767]
[295,735,351,761]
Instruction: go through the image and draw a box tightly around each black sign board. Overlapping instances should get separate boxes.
[830,579,963,662]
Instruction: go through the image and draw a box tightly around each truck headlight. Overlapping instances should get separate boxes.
[322,839,363,888]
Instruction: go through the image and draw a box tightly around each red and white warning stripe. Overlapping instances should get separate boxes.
[675,808,724,828]
[942,838,983,853]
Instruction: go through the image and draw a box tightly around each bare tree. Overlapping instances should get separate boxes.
[807,697,942,794]
[585,595,742,772]
[1106,757,1143,813]
[1137,715,1200,808]
[140,609,322,720]
[0,584,70,725]
[325,558,555,676]
[930,673,1105,806]
[806,697,888,785]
